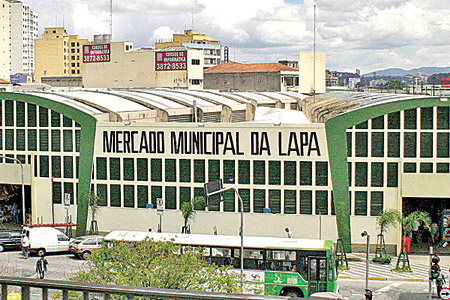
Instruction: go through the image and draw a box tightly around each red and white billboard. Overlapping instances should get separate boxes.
[155,51,187,71]
[83,44,111,63]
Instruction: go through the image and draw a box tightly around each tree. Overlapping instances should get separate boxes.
[71,239,241,293]
[374,209,401,259]
[80,191,102,235]
[180,196,205,233]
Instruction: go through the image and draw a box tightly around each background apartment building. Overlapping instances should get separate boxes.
[9,0,38,78]
[155,29,221,69]
[0,0,10,80]
[35,27,90,82]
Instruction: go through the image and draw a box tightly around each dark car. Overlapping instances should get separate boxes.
[0,230,22,252]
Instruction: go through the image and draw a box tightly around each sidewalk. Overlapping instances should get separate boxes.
[337,253,450,282]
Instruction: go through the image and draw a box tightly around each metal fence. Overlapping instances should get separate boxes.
[0,276,292,300]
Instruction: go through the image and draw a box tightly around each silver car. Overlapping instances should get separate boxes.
[69,235,104,260]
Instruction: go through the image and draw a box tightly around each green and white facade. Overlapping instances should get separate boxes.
[1,89,448,251]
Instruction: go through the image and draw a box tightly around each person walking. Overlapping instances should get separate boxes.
[36,255,48,279]
[21,234,29,259]
[12,204,19,223]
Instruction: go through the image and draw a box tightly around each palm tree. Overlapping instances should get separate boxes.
[180,196,205,234]
[375,209,401,258]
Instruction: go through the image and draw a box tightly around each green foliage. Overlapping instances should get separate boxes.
[384,80,406,90]
[392,266,412,273]
[372,256,392,264]
[402,211,431,237]
[81,191,101,221]
[337,265,350,271]
[376,209,401,235]
[180,197,206,229]
[71,239,241,294]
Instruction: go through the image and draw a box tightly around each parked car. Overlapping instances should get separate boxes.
[0,230,22,252]
[22,226,71,256]
[69,235,104,259]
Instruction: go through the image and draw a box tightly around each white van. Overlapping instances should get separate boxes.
[22,226,71,256]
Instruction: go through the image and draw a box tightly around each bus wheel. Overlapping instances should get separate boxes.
[282,288,303,298]
[37,249,46,256]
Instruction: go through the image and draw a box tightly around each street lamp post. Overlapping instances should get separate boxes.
[361,231,372,300]
[0,155,25,225]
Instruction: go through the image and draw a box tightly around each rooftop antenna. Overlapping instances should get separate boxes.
[110,0,113,41]
[313,4,316,103]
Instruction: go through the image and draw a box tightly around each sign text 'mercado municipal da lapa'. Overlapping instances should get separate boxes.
[102,131,321,156]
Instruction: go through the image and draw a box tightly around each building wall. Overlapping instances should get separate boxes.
[204,72,282,92]
[299,51,326,94]
[0,0,9,80]
[83,44,204,89]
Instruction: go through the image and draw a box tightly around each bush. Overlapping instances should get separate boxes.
[372,256,392,264]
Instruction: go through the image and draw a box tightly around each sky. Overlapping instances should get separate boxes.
[25,0,450,74]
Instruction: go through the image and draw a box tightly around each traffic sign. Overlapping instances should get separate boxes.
[440,287,450,300]
[156,198,164,215]
[64,193,71,207]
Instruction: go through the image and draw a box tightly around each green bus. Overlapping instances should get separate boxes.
[105,231,339,298]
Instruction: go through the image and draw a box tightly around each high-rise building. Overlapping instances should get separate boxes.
[155,29,221,69]
[9,0,38,77]
[35,27,91,82]
[0,0,10,80]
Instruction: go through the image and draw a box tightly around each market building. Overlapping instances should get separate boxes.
[0,89,448,253]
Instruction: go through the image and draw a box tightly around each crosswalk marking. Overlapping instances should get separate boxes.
[375,282,404,293]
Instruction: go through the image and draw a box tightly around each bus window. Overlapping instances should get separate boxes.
[265,250,297,271]
[210,247,232,266]
[328,259,334,281]
[233,248,262,270]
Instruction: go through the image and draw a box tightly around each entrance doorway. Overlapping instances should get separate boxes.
[403,197,450,253]
[0,184,31,228]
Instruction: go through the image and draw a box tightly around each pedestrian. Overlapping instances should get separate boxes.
[21,234,29,259]
[36,255,48,279]
[431,222,439,245]
[285,227,293,238]
[12,203,19,223]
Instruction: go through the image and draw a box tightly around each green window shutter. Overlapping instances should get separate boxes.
[51,130,60,152]
[63,116,72,127]
[208,160,220,182]
[137,185,148,208]
[284,190,296,214]
[404,132,417,158]
[123,158,135,181]
[238,189,250,212]
[371,116,384,129]
[75,130,80,152]
[137,158,148,181]
[371,162,384,187]
[388,132,400,157]
[17,155,25,164]
[16,102,25,127]
[223,160,235,184]
[421,107,433,129]
[51,156,61,178]
[300,190,312,214]
[420,132,433,158]
[28,129,37,151]
[348,162,352,186]
[39,107,48,127]
[51,111,61,127]
[63,156,73,178]
[151,159,162,182]
[76,156,79,179]
[165,159,176,182]
[40,156,49,177]
[110,185,121,207]
[27,104,37,127]
[347,132,352,157]
[404,162,416,173]
[370,191,383,216]
[315,161,328,186]
[151,186,162,207]
[5,100,14,126]
[355,132,368,157]
[110,158,121,180]
[315,191,328,215]
[238,160,250,184]
[5,129,13,150]
[96,157,107,180]
[355,162,368,187]
[354,191,367,216]
[63,182,74,204]
[165,186,176,209]
[193,187,206,211]
[269,190,281,214]
[371,132,384,157]
[180,187,191,212]
[16,129,25,151]
[388,111,400,129]
[420,163,433,173]
[39,130,48,151]
[267,161,280,185]
[253,161,266,185]
[404,108,417,129]
[437,107,449,130]
[223,189,235,212]
[124,185,135,208]
[437,163,450,173]
[438,133,449,158]
[194,160,205,183]
[52,182,62,204]
[0,130,2,150]
[5,154,14,164]
[300,161,312,186]
[63,130,73,152]
[179,159,191,183]
[0,100,2,126]
[355,120,368,129]
[253,189,266,213]
[284,161,297,185]
[97,184,108,206]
